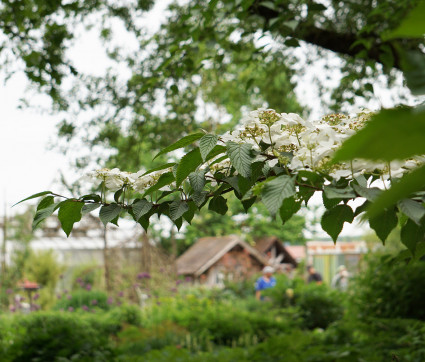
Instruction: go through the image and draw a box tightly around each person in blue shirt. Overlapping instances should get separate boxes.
[255,266,276,300]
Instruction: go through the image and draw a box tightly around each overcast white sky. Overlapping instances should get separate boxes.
[0,2,410,237]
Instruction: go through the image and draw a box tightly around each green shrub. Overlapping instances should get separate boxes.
[9,312,113,361]
[108,304,143,327]
[54,289,110,312]
[353,254,425,320]
[115,321,188,356]
[293,283,344,330]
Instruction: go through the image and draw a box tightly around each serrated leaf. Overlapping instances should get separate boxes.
[333,107,425,162]
[153,133,204,160]
[189,170,206,192]
[321,205,354,242]
[32,202,60,230]
[242,197,256,212]
[298,186,315,205]
[238,175,252,197]
[99,204,122,227]
[368,208,398,244]
[143,172,175,196]
[209,196,228,215]
[14,191,53,207]
[82,203,101,215]
[205,145,227,161]
[191,191,208,208]
[37,196,54,211]
[174,217,183,231]
[401,219,425,256]
[58,200,84,237]
[279,197,302,224]
[183,201,197,224]
[354,200,370,216]
[176,148,203,186]
[114,188,123,203]
[226,141,254,178]
[224,176,240,194]
[322,192,341,210]
[352,184,382,201]
[169,200,189,221]
[262,175,296,216]
[132,199,153,221]
[199,134,218,161]
[398,199,425,225]
[251,161,264,183]
[366,164,425,219]
[324,185,356,199]
[80,194,101,202]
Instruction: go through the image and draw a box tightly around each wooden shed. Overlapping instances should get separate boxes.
[176,235,267,286]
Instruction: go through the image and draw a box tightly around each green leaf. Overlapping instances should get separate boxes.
[14,191,53,207]
[366,164,425,219]
[242,197,256,212]
[82,203,101,215]
[333,107,425,162]
[191,191,208,208]
[400,219,425,256]
[385,2,425,39]
[58,200,84,237]
[32,202,60,230]
[189,170,206,192]
[176,148,203,186]
[262,175,296,216]
[298,186,315,205]
[413,242,425,261]
[37,196,54,211]
[352,184,382,201]
[238,175,253,197]
[354,200,370,216]
[143,172,175,196]
[205,145,227,161]
[142,163,176,176]
[324,185,356,199]
[114,188,123,203]
[80,194,101,202]
[308,3,327,11]
[321,205,354,242]
[99,204,122,227]
[199,134,218,161]
[153,133,204,160]
[397,199,425,225]
[402,51,425,96]
[226,141,254,178]
[224,176,240,194]
[368,208,398,243]
[209,196,228,215]
[183,201,197,224]
[169,200,189,221]
[174,217,183,231]
[322,191,341,210]
[251,161,265,183]
[132,199,153,221]
[279,197,302,224]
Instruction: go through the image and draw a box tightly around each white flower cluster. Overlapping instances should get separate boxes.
[82,108,424,194]
[220,108,423,180]
[82,167,172,192]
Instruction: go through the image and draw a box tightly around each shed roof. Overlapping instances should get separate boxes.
[176,235,267,276]
[254,236,298,266]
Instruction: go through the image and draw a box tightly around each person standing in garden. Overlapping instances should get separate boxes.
[255,266,276,300]
[331,265,350,291]
[307,265,323,285]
